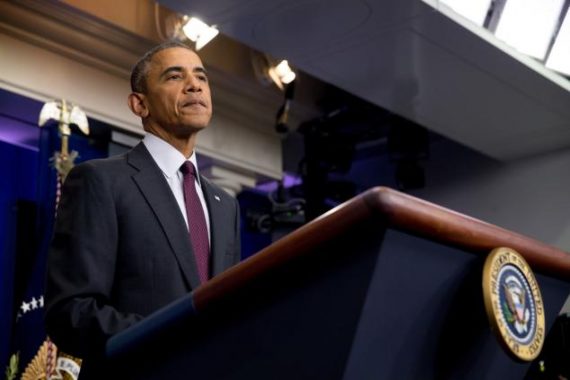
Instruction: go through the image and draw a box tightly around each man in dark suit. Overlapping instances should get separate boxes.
[44,41,241,378]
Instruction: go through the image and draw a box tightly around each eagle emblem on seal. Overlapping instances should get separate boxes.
[503,275,530,334]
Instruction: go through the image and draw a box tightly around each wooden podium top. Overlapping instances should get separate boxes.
[194,187,570,312]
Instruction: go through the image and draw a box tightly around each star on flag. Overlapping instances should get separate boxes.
[19,295,44,316]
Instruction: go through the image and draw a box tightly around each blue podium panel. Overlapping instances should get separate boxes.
[343,230,568,380]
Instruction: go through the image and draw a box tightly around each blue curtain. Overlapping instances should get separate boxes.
[3,118,108,378]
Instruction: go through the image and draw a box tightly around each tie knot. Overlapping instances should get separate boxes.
[180,161,197,178]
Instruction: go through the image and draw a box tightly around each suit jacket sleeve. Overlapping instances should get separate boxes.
[45,161,143,358]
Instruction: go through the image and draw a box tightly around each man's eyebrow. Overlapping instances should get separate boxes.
[159,66,184,79]
[194,67,208,76]
[159,66,208,79]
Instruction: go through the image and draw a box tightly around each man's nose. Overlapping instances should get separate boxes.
[184,76,201,92]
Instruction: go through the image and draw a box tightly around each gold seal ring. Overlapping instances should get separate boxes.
[482,247,545,362]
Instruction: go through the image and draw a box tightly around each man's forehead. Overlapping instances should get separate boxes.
[149,47,203,70]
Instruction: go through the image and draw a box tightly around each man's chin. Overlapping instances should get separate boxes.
[187,122,209,131]
[175,122,208,136]
[181,115,211,130]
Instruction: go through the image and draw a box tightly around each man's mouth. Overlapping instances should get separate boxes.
[182,100,206,108]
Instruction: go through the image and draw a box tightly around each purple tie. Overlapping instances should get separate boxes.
[180,161,210,284]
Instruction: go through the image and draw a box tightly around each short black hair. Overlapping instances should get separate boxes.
[130,41,195,93]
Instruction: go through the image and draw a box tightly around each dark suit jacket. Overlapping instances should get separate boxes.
[45,143,241,376]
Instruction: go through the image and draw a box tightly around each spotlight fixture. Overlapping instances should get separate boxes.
[275,81,296,134]
[181,16,219,50]
[268,60,296,90]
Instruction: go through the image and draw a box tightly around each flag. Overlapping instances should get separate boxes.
[6,100,98,380]
[6,123,78,380]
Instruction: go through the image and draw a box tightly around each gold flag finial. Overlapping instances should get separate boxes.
[38,99,90,180]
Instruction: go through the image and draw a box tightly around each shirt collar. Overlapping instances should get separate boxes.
[142,133,202,185]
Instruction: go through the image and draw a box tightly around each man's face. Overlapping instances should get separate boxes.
[142,47,212,137]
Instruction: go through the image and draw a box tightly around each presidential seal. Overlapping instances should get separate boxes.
[482,247,545,362]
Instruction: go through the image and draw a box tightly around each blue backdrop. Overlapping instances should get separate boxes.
[0,90,109,376]
[0,137,39,373]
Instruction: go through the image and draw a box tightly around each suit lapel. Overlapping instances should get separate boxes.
[200,177,227,277]
[127,143,202,290]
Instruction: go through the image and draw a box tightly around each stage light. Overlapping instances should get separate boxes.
[274,60,296,84]
[268,60,296,89]
[181,17,219,50]
[275,80,295,134]
[546,8,570,76]
[495,0,564,60]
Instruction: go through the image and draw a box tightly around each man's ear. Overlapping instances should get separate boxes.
[127,93,149,118]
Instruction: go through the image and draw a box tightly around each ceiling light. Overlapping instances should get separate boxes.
[275,60,296,84]
[546,8,570,76]
[495,0,565,60]
[268,60,296,89]
[182,17,219,50]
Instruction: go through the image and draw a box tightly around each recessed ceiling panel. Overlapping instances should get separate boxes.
[252,0,372,59]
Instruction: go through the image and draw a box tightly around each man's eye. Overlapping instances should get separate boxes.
[168,74,182,80]
[197,75,208,82]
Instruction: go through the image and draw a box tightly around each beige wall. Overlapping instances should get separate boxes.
[0,0,291,186]
[61,0,163,40]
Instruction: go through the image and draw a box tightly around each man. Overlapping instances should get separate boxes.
[45,41,241,378]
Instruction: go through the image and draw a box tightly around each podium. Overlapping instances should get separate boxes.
[107,187,570,379]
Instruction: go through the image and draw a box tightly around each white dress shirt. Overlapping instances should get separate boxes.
[142,133,211,243]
